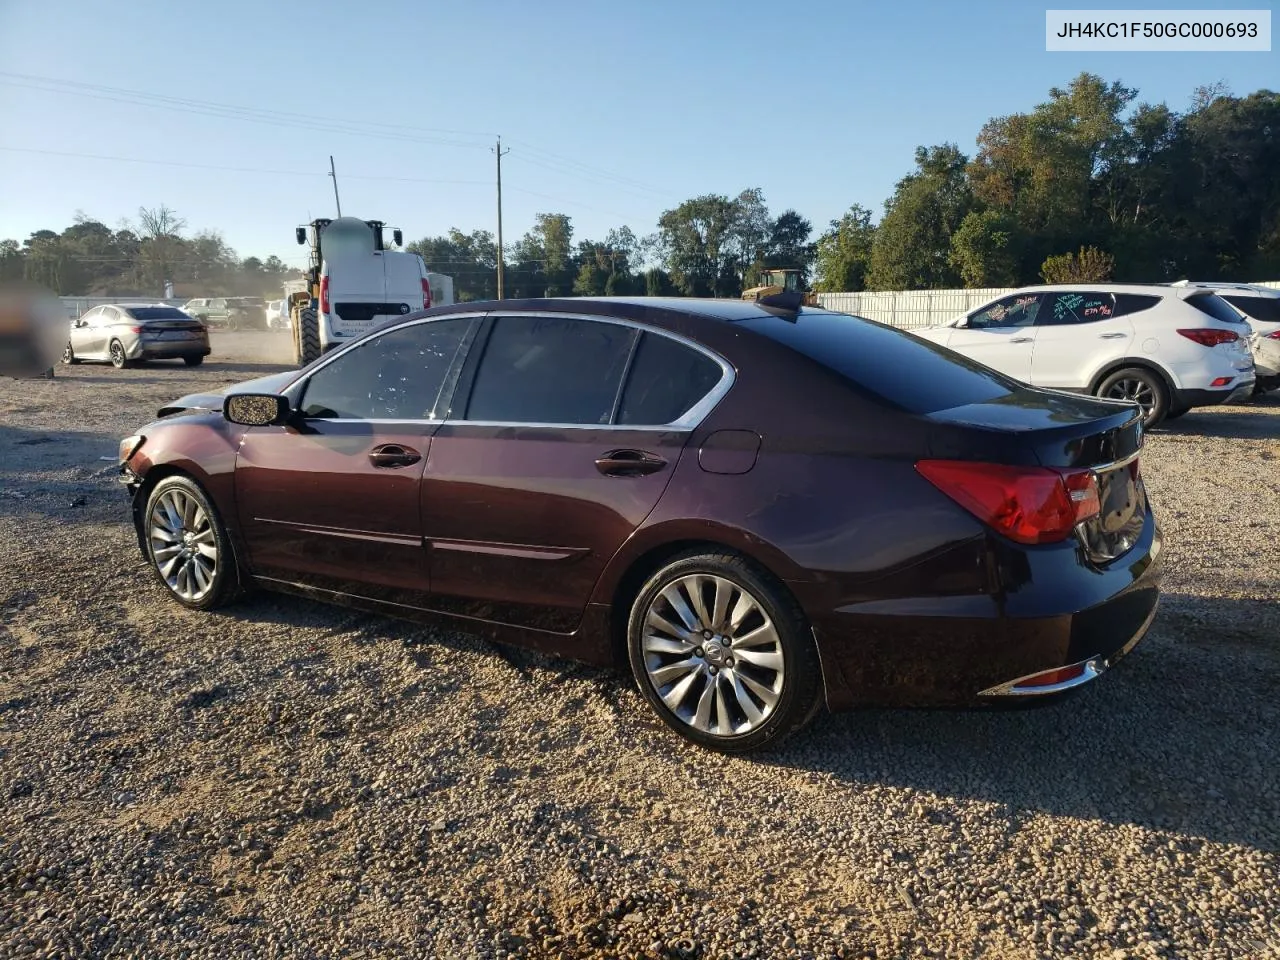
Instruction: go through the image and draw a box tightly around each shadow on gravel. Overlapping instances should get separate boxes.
[1152,393,1280,441]
[0,424,122,520]
[769,592,1279,853]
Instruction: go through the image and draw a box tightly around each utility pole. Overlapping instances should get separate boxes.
[328,155,343,217]
[494,137,510,299]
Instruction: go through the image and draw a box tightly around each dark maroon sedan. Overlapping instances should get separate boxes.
[118,297,1162,753]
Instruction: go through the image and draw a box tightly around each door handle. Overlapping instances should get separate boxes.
[369,443,422,468]
[1010,337,1034,344]
[595,449,667,477]
[1098,332,1127,339]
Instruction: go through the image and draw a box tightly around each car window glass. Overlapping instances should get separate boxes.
[967,294,1041,329]
[1188,294,1248,325]
[1112,294,1162,317]
[1222,295,1280,324]
[465,316,636,425]
[299,318,472,420]
[212,299,226,309]
[1040,292,1116,325]
[617,332,723,425]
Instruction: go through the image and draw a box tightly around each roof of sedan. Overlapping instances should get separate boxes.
[435,296,837,323]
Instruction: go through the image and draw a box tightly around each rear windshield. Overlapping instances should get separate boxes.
[743,310,1015,415]
[1188,294,1248,324]
[1221,295,1280,324]
[128,307,194,320]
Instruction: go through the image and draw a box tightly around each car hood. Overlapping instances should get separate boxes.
[157,369,298,417]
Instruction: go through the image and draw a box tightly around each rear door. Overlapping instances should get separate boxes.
[419,313,728,636]
[947,294,1042,381]
[233,316,476,605]
[1030,291,1143,390]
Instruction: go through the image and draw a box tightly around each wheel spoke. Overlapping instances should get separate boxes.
[153,544,183,561]
[731,623,779,650]
[710,578,732,632]
[738,671,780,708]
[691,676,716,732]
[733,647,784,671]
[661,668,701,712]
[728,591,755,632]
[713,675,731,735]
[646,609,696,643]
[660,584,700,633]
[686,575,713,630]
[729,671,765,728]
[643,633,696,656]
[650,656,702,687]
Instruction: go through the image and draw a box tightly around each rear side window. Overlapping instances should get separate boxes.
[1222,295,1280,324]
[1112,294,1162,317]
[616,332,723,425]
[744,311,1015,415]
[465,316,637,425]
[1188,294,1247,324]
[1038,292,1116,325]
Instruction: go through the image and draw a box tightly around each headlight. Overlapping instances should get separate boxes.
[119,435,144,463]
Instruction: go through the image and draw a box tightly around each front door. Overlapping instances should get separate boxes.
[949,293,1043,382]
[233,316,476,606]
[1030,291,1139,389]
[421,314,729,636]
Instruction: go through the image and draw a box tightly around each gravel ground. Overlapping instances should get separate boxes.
[2,331,1278,960]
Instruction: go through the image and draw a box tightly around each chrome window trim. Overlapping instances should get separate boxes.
[451,310,735,431]
[290,309,736,432]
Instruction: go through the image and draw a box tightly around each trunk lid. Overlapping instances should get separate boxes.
[928,386,1148,563]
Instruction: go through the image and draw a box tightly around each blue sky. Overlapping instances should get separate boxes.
[0,0,1276,269]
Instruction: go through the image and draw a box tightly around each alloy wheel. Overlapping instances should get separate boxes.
[148,487,218,602]
[640,574,785,738]
[110,341,126,368]
[61,342,73,364]
[1104,377,1155,415]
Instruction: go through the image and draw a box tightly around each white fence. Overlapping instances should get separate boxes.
[817,281,1280,330]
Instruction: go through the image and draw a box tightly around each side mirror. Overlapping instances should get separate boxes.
[392,228,403,247]
[296,227,307,245]
[224,393,291,426]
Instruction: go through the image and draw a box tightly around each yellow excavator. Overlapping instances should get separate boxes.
[741,268,818,307]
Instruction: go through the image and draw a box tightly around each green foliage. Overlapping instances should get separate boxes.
[867,145,973,290]
[948,210,1020,287]
[813,205,875,292]
[1040,246,1116,283]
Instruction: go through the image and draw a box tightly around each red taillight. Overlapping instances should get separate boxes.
[422,277,432,310]
[127,325,142,334]
[1177,328,1239,347]
[320,275,330,314]
[1210,377,1233,387]
[1267,330,1280,340]
[1016,662,1088,688]
[916,460,1102,545]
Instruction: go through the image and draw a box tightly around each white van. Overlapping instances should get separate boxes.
[318,248,434,352]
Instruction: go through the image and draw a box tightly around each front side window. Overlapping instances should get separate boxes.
[1222,295,1280,324]
[966,294,1042,329]
[465,316,637,425]
[298,318,472,420]
[617,332,723,425]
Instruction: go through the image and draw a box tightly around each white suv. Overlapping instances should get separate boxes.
[912,283,1256,426]
[1171,282,1280,395]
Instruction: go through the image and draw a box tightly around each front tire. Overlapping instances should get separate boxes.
[1096,367,1168,428]
[143,475,241,610]
[294,305,321,367]
[62,342,81,365]
[183,355,205,367]
[626,551,822,754]
[109,339,130,369]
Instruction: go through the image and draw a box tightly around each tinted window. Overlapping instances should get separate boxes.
[1222,295,1280,324]
[617,332,723,425]
[744,311,1014,415]
[1189,294,1247,324]
[1039,292,1116,325]
[465,316,636,424]
[299,318,472,420]
[1112,294,1162,317]
[127,306,194,321]
[967,294,1042,329]
[211,299,227,308]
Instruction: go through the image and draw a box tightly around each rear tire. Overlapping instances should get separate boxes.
[1096,367,1168,428]
[183,356,204,367]
[626,550,822,754]
[294,305,322,367]
[1164,405,1189,421]
[109,339,130,369]
[61,342,81,365]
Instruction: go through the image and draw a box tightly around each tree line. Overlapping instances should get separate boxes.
[0,205,301,299]
[5,74,1276,301]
